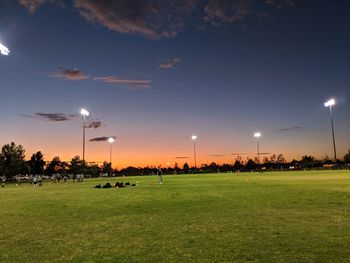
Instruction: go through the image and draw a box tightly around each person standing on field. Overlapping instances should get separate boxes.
[1,176,6,188]
[157,167,163,184]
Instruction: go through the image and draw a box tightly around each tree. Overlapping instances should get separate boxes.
[45,156,62,175]
[69,156,86,175]
[0,142,26,179]
[233,160,243,171]
[183,162,189,173]
[245,159,256,171]
[102,161,112,176]
[29,151,46,175]
[344,149,350,163]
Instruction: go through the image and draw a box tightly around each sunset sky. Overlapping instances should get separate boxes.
[0,0,349,168]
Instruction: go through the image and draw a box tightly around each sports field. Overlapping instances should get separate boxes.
[0,171,349,262]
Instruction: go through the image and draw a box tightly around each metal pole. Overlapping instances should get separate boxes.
[194,141,197,168]
[329,105,337,162]
[82,115,86,161]
[110,143,112,164]
[257,139,260,164]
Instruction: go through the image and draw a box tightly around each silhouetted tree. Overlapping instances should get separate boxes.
[183,162,189,173]
[0,142,26,179]
[344,149,350,164]
[246,159,256,171]
[233,160,243,171]
[70,156,86,175]
[102,161,112,176]
[29,151,46,175]
[45,156,62,175]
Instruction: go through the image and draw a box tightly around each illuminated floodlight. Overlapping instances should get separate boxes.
[80,108,90,117]
[254,132,261,138]
[108,137,115,144]
[191,135,197,141]
[0,43,10,55]
[324,98,335,107]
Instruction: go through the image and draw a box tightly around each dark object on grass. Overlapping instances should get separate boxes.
[102,183,112,188]
[131,184,136,186]
[115,182,125,188]
[125,182,130,186]
[94,183,101,189]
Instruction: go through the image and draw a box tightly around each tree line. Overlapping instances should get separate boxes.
[0,142,349,179]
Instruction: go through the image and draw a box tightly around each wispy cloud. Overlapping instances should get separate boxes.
[73,0,197,39]
[204,0,254,25]
[174,156,189,159]
[277,126,302,133]
[265,0,295,8]
[90,136,116,142]
[49,67,90,81]
[85,120,105,129]
[19,112,76,122]
[18,0,64,14]
[19,0,296,39]
[93,76,151,89]
[159,57,182,69]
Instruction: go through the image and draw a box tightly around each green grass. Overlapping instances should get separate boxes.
[0,170,350,262]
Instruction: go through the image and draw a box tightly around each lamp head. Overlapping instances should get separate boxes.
[80,108,90,117]
[324,98,335,107]
[108,137,115,144]
[191,135,197,141]
[0,43,10,56]
[254,132,261,138]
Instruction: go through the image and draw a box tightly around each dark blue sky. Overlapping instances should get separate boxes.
[0,0,349,167]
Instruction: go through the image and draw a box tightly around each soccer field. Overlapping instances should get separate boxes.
[0,171,350,262]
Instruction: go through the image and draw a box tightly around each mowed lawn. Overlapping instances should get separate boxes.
[0,171,350,262]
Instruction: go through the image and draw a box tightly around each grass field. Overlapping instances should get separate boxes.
[0,171,350,262]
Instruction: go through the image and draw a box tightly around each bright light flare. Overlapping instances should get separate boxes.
[191,135,197,141]
[0,43,10,56]
[324,98,335,107]
[80,108,90,117]
[254,132,261,138]
[108,137,115,143]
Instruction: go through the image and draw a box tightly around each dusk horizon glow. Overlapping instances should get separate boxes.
[1,0,350,168]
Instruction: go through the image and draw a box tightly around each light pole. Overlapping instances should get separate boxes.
[108,137,115,165]
[191,135,198,168]
[324,98,337,162]
[254,132,261,164]
[0,42,10,56]
[80,108,90,162]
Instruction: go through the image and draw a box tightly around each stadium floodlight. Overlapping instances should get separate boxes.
[80,108,90,161]
[324,98,335,107]
[254,132,261,164]
[0,42,10,56]
[191,135,198,168]
[80,108,90,117]
[254,132,261,138]
[324,98,337,162]
[108,137,115,166]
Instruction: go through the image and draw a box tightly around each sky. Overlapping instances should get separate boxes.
[0,0,349,168]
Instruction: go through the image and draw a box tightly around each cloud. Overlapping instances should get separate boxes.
[90,136,116,142]
[73,0,198,39]
[49,68,90,81]
[85,120,105,129]
[174,156,189,159]
[18,0,49,14]
[204,0,254,25]
[93,76,151,89]
[265,0,295,8]
[159,57,182,69]
[18,0,63,14]
[277,126,302,132]
[19,112,76,122]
